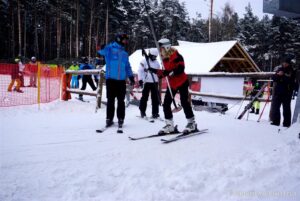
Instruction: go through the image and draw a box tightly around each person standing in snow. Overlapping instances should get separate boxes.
[270,56,296,127]
[69,61,79,88]
[148,38,197,133]
[138,48,161,119]
[98,33,135,129]
[7,57,25,93]
[78,57,97,101]
[249,79,262,115]
[28,56,38,87]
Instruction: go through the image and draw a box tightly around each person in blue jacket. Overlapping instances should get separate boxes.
[98,33,135,129]
[78,57,97,101]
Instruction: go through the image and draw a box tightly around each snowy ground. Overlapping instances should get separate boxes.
[0,95,300,201]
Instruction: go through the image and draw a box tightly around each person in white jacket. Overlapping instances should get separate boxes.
[138,48,161,119]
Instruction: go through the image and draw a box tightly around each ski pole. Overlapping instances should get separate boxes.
[142,0,179,110]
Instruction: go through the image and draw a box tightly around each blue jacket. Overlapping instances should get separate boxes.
[79,63,94,79]
[98,42,133,80]
[79,63,94,70]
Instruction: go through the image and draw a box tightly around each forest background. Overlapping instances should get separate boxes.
[1,0,300,71]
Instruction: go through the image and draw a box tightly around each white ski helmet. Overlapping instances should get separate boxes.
[158,38,171,51]
[31,56,36,61]
[149,48,158,57]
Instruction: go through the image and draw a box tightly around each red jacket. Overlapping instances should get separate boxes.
[28,62,38,73]
[161,50,187,89]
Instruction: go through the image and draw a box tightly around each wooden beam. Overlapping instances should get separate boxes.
[221,57,246,62]
[188,72,275,78]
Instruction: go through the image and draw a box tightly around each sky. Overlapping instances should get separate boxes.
[179,0,271,19]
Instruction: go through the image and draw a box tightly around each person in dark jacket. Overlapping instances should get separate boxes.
[270,56,296,127]
[98,34,135,129]
[78,57,97,101]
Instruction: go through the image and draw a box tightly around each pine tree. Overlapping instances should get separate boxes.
[236,3,260,58]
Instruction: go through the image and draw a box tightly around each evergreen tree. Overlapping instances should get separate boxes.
[236,3,260,59]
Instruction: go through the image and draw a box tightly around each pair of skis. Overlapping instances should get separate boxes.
[128,128,208,143]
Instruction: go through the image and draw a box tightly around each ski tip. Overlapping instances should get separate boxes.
[96,129,103,133]
[117,130,123,134]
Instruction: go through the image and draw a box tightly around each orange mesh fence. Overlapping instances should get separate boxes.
[0,63,64,107]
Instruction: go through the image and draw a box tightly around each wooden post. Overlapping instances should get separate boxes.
[95,70,105,112]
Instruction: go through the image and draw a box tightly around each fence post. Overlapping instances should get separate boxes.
[37,62,41,109]
[61,73,71,101]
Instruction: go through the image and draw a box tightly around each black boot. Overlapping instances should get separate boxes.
[118,119,124,127]
[140,111,146,118]
[106,119,113,127]
[255,109,260,115]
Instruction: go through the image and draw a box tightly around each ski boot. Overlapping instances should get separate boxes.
[183,117,198,134]
[151,114,160,119]
[16,89,24,93]
[106,119,113,127]
[117,119,124,133]
[78,95,84,101]
[140,111,146,118]
[118,119,124,128]
[159,119,175,134]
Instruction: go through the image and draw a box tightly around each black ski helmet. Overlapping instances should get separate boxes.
[115,33,129,46]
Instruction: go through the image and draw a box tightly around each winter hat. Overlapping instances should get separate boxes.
[115,33,129,46]
[158,38,171,51]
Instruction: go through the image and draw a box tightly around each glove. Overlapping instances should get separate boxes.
[129,76,135,86]
[148,67,158,74]
[157,69,171,78]
[139,80,144,88]
[163,70,171,76]
[157,69,164,78]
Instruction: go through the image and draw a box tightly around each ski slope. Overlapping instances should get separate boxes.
[0,97,299,201]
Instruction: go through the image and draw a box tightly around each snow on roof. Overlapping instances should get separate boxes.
[129,40,238,74]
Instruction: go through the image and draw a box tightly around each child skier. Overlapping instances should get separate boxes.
[69,61,79,88]
[7,58,25,93]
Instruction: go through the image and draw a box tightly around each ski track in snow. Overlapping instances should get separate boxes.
[0,99,300,201]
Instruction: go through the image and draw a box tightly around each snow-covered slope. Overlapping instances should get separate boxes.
[0,98,299,201]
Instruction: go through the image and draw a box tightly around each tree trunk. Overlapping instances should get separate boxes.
[17,0,22,56]
[34,8,39,58]
[88,0,94,60]
[95,18,99,51]
[105,1,109,44]
[76,0,79,58]
[11,5,15,57]
[23,9,26,57]
[69,17,72,58]
[56,6,61,59]
[43,14,47,61]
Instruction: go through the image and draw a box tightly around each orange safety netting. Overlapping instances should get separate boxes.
[0,63,64,107]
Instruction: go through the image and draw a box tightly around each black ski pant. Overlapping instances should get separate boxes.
[163,80,194,120]
[79,75,97,98]
[106,79,126,121]
[270,94,292,127]
[139,82,160,116]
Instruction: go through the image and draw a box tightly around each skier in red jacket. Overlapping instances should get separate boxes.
[149,38,197,134]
